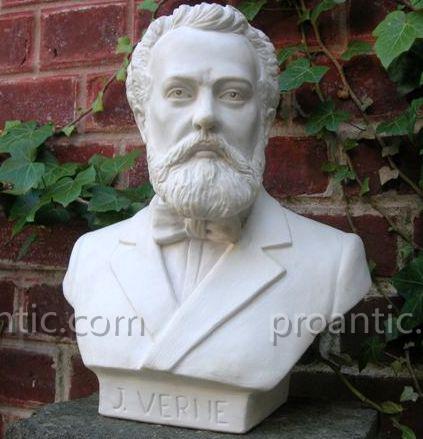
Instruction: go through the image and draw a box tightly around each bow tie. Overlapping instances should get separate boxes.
[151,198,242,245]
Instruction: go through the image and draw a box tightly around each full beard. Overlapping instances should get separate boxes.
[147,133,263,220]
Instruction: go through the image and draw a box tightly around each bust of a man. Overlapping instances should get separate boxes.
[63,3,371,433]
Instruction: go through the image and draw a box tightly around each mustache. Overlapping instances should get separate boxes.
[148,133,257,183]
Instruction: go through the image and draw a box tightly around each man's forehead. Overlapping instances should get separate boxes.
[147,27,260,83]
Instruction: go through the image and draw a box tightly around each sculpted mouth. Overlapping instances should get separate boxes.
[192,141,220,159]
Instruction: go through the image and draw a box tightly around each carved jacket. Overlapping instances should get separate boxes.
[63,187,371,391]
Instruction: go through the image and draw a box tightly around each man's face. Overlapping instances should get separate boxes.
[145,27,261,161]
[143,27,263,220]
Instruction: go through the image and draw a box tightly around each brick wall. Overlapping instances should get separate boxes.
[0,0,421,436]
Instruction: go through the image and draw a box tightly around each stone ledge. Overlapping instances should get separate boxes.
[6,394,378,438]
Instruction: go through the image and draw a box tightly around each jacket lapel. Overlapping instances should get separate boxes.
[109,207,178,338]
[142,189,292,371]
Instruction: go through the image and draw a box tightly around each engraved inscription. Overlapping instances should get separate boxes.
[112,387,126,412]
[111,386,228,425]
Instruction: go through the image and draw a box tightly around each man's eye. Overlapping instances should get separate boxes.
[167,88,192,99]
[220,90,244,102]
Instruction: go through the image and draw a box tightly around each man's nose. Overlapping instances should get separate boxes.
[192,90,217,132]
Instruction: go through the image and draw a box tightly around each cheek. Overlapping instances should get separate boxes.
[221,102,260,155]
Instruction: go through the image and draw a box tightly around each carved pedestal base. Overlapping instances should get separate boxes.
[96,369,291,433]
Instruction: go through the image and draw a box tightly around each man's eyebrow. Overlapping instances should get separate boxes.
[214,77,254,88]
[162,75,253,87]
[162,75,197,85]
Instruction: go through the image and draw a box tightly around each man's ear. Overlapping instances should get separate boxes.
[266,108,276,124]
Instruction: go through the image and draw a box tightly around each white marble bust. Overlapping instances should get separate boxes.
[63,3,371,433]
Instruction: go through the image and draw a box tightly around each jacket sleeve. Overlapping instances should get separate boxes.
[62,235,86,308]
[330,233,372,319]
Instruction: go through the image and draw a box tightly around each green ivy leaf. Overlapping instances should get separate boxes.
[390,359,405,375]
[42,162,79,188]
[92,91,104,113]
[343,139,358,151]
[0,159,45,195]
[311,0,346,24]
[297,9,311,24]
[400,386,419,402]
[411,0,423,9]
[49,178,83,207]
[392,254,423,330]
[89,150,140,185]
[2,120,21,135]
[373,11,423,68]
[116,58,130,82]
[16,232,38,261]
[358,336,386,371]
[376,114,409,136]
[0,122,54,161]
[393,419,416,439]
[9,191,40,222]
[119,183,155,202]
[380,401,403,415]
[359,177,370,196]
[341,40,372,61]
[333,165,355,183]
[384,315,401,342]
[9,191,52,235]
[388,40,423,95]
[399,293,423,331]
[116,36,132,55]
[277,44,306,65]
[399,242,414,261]
[61,124,76,137]
[75,165,96,186]
[88,186,131,212]
[47,166,96,207]
[279,58,329,91]
[138,0,159,13]
[238,0,267,21]
[305,100,350,135]
[321,161,338,173]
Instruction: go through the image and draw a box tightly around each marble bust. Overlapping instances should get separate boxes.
[63,3,371,433]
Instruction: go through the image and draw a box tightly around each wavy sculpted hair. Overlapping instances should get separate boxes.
[126,2,280,167]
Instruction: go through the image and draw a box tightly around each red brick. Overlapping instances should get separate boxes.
[0,14,34,74]
[346,140,386,196]
[306,214,397,277]
[0,220,86,269]
[0,77,78,129]
[0,282,15,336]
[295,55,407,120]
[349,0,397,41]
[40,3,127,70]
[126,144,149,187]
[263,137,328,198]
[252,0,344,49]
[0,348,55,405]
[69,355,98,399]
[3,0,58,5]
[346,138,420,195]
[48,142,116,164]
[85,74,135,132]
[23,284,74,339]
[342,55,408,118]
